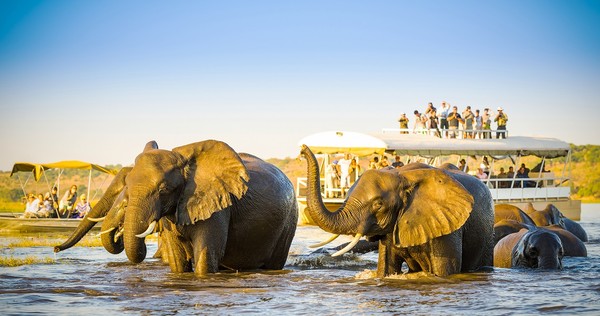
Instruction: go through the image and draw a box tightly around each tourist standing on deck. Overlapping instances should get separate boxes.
[337,153,352,189]
[413,110,426,134]
[482,108,492,139]
[429,109,441,138]
[398,113,409,134]
[474,109,483,139]
[494,107,508,139]
[439,101,451,138]
[462,106,474,139]
[447,106,462,138]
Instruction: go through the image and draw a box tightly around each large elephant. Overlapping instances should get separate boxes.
[494,227,564,269]
[525,203,588,242]
[300,145,494,277]
[118,140,297,275]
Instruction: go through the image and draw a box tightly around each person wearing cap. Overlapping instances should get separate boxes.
[398,113,409,134]
[494,107,508,139]
[72,193,91,218]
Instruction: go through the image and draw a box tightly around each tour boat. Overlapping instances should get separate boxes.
[296,130,580,225]
[0,161,118,233]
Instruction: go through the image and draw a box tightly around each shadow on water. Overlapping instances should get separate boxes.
[1,205,600,314]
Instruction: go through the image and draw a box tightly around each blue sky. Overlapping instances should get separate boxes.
[1,1,599,170]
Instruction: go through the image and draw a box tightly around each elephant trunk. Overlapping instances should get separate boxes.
[301,145,360,235]
[538,256,562,270]
[54,167,131,253]
[99,191,128,254]
[54,193,116,253]
[123,206,151,263]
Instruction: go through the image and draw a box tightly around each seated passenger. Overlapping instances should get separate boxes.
[476,168,488,180]
[59,185,78,218]
[37,192,56,218]
[516,166,535,188]
[458,159,469,173]
[497,167,509,188]
[22,193,40,218]
[72,194,91,218]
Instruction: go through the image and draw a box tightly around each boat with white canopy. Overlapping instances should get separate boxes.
[296,131,580,224]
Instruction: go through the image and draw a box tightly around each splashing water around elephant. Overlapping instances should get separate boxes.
[1,205,600,315]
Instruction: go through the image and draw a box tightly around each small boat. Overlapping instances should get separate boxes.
[0,161,118,233]
[296,130,580,224]
[0,213,101,233]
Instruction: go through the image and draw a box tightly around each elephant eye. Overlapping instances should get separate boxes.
[372,199,383,211]
[158,184,169,194]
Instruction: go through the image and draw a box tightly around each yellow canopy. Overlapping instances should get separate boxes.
[10,161,119,181]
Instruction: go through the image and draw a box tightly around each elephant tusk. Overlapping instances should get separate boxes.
[331,233,363,257]
[95,226,116,237]
[114,227,124,243]
[87,216,106,222]
[308,234,340,248]
[135,220,157,238]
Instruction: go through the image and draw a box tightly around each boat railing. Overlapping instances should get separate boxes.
[296,172,570,202]
[382,128,509,138]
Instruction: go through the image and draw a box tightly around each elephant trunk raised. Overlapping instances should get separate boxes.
[301,145,361,236]
[54,167,131,253]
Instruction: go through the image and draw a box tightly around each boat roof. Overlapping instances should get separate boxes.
[298,131,387,156]
[298,131,571,158]
[10,161,119,181]
[373,133,571,158]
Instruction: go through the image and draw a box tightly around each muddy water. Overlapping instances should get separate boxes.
[1,205,600,315]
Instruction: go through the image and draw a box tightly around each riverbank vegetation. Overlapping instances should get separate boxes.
[0,256,55,267]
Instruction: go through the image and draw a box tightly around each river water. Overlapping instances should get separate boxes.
[1,204,600,315]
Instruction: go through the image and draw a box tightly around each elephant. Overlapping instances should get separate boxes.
[494,204,536,226]
[525,203,588,242]
[543,225,587,257]
[494,220,586,257]
[56,140,298,276]
[525,203,565,227]
[55,141,160,254]
[494,227,564,269]
[117,140,297,275]
[300,145,494,277]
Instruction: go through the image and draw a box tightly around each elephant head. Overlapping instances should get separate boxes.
[512,229,564,269]
[526,203,565,228]
[54,141,159,254]
[300,145,473,255]
[122,140,249,264]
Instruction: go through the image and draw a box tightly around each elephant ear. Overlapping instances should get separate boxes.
[172,140,249,226]
[393,169,474,247]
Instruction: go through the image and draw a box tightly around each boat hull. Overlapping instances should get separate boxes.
[0,215,100,233]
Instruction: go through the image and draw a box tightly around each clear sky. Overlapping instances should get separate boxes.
[1,0,599,171]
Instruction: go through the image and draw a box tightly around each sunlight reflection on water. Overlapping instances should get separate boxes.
[1,205,599,315]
